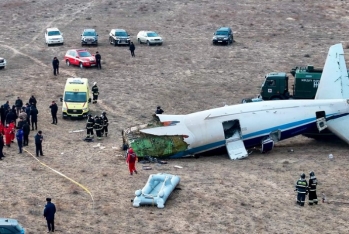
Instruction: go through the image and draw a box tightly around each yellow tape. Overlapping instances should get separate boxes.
[23,149,94,210]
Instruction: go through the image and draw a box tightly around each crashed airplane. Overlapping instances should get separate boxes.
[122,43,349,160]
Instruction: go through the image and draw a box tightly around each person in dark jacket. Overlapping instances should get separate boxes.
[86,114,94,139]
[30,105,39,130]
[15,97,23,116]
[94,115,102,140]
[308,171,318,205]
[11,105,18,124]
[22,121,30,146]
[155,106,164,114]
[0,105,6,125]
[25,103,31,124]
[295,173,308,206]
[52,57,59,76]
[3,101,10,112]
[91,82,99,104]
[29,95,37,107]
[129,41,135,57]
[95,51,102,69]
[16,128,23,154]
[34,130,44,157]
[0,132,4,160]
[5,109,16,125]
[43,198,56,233]
[49,101,58,124]
[101,112,109,137]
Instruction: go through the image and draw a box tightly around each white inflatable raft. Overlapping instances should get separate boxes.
[133,173,180,208]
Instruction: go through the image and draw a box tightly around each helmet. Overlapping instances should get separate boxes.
[88,114,92,117]
[102,112,106,115]
[309,171,315,177]
[157,106,161,109]
[94,115,98,119]
[128,148,134,153]
[300,173,305,179]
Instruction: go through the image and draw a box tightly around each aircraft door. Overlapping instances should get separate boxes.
[315,111,327,132]
[222,120,248,160]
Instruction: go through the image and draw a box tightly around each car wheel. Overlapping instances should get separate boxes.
[66,60,70,66]
[147,40,150,46]
[109,37,113,44]
[138,38,141,44]
[79,62,83,69]
[158,43,162,46]
[114,39,117,47]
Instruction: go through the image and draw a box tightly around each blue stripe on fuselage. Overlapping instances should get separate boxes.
[168,113,347,158]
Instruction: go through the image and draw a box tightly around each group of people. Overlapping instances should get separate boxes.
[85,112,109,140]
[295,171,318,206]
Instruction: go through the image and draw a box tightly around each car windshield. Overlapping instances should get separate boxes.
[83,31,96,36]
[115,31,127,36]
[48,31,61,36]
[78,51,92,57]
[64,92,87,102]
[216,31,228,35]
[147,32,158,37]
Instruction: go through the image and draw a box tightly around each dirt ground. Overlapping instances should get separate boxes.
[1,0,349,233]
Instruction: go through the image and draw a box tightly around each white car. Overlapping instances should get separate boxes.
[45,28,64,46]
[0,57,6,69]
[137,31,163,46]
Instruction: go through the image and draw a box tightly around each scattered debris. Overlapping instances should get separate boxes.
[174,165,183,169]
[287,149,294,152]
[322,193,326,203]
[142,166,152,170]
[100,146,106,149]
[69,129,85,133]
[328,153,334,160]
[93,143,101,148]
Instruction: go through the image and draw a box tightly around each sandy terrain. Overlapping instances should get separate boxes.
[1,0,349,233]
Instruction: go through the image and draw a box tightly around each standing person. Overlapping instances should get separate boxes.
[91,82,99,104]
[43,198,56,233]
[155,106,164,114]
[30,105,39,130]
[126,148,138,175]
[4,125,12,147]
[3,101,10,112]
[129,41,135,57]
[308,171,318,205]
[52,57,59,76]
[101,112,108,137]
[0,132,4,160]
[295,173,308,207]
[95,51,102,69]
[9,120,15,143]
[15,97,23,116]
[5,109,15,125]
[0,105,5,125]
[49,101,58,125]
[86,114,94,139]
[29,95,37,107]
[94,116,102,140]
[25,103,31,124]
[16,128,23,154]
[22,121,30,146]
[34,130,44,157]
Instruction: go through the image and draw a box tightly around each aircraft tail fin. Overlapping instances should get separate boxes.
[315,43,349,100]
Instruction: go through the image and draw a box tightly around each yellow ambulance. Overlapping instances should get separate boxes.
[61,78,91,118]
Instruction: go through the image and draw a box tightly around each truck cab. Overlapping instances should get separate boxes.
[260,72,289,100]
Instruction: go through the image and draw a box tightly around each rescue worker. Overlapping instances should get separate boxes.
[155,106,164,114]
[86,114,95,139]
[5,109,16,125]
[34,130,44,157]
[52,57,59,76]
[49,101,58,125]
[4,124,12,147]
[25,103,31,124]
[29,95,37,107]
[101,112,108,137]
[16,128,23,154]
[94,115,102,140]
[95,51,102,69]
[126,148,138,175]
[295,173,308,206]
[92,82,99,104]
[15,97,23,116]
[308,171,318,205]
[0,132,4,160]
[22,121,30,146]
[9,120,15,142]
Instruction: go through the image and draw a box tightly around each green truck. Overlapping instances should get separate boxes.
[259,65,322,100]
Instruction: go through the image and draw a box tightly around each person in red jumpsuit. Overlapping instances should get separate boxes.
[126,148,138,175]
[4,125,12,147]
[9,121,15,142]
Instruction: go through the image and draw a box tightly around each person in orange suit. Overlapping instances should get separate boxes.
[9,120,15,142]
[126,148,138,175]
[4,125,12,147]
